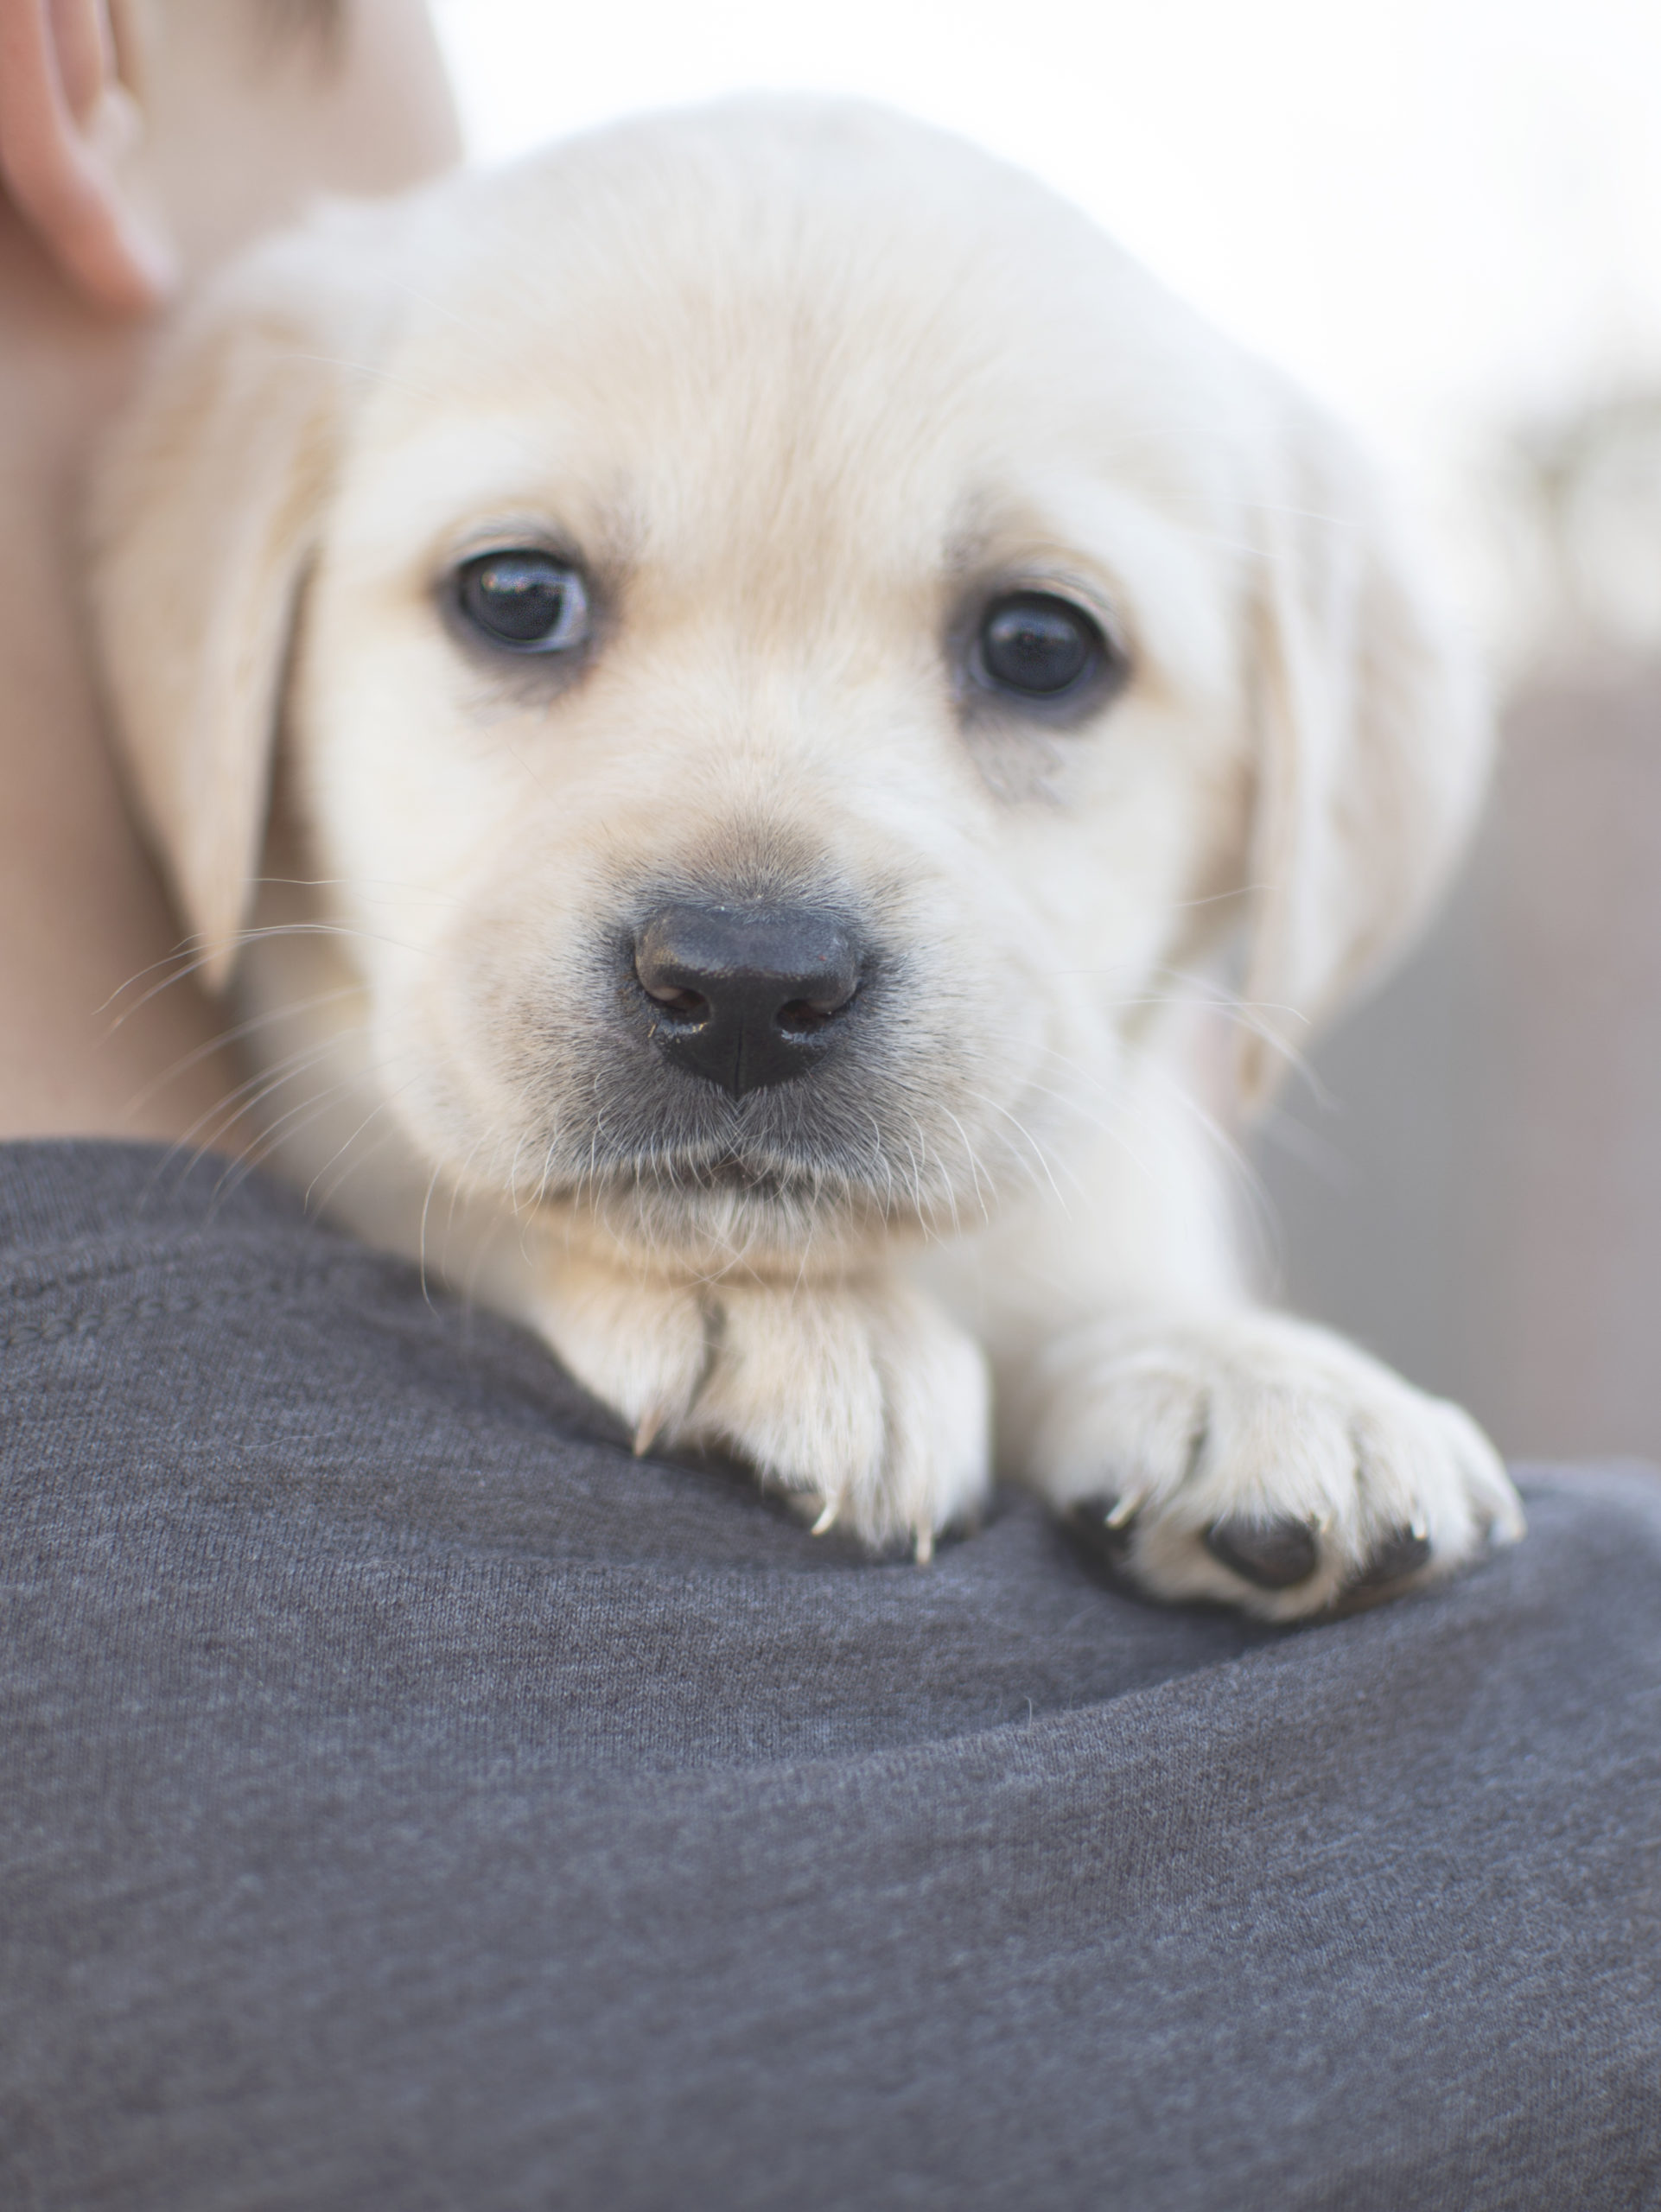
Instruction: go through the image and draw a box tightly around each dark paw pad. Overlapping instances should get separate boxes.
[1066,1496,1140,1569]
[1348,1524,1432,1592]
[1204,1515,1320,1590]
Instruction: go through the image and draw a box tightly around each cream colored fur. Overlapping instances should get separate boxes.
[92,98,1523,1618]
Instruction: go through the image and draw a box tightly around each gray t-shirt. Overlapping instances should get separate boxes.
[3,1142,1658,2210]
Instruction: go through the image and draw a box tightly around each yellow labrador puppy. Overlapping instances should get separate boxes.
[92,98,1524,1617]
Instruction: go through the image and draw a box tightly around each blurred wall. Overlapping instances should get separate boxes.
[1257,656,1661,1461]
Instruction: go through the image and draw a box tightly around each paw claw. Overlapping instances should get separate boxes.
[1348,1523,1434,1592]
[632,1407,667,1459]
[1203,1514,1320,1590]
[809,1497,840,1537]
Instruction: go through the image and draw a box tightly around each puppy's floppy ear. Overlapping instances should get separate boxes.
[1237,385,1490,1104]
[90,207,401,991]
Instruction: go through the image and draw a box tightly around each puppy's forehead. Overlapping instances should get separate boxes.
[347,101,1254,577]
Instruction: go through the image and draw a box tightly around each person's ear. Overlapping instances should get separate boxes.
[0,0,175,312]
[1236,385,1491,1105]
[90,206,403,986]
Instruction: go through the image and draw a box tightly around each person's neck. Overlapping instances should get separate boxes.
[0,208,237,1146]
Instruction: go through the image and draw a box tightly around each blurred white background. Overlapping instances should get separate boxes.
[428,2,1661,1462]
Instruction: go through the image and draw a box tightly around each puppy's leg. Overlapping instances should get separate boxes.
[532,1257,991,1557]
[939,1075,1524,1619]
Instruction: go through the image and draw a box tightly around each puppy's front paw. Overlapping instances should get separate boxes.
[1030,1312,1524,1619]
[533,1261,991,1557]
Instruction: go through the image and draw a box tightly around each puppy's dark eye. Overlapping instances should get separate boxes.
[975,592,1108,700]
[455,550,591,653]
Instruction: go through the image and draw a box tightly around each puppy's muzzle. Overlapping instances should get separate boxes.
[632,901,862,1098]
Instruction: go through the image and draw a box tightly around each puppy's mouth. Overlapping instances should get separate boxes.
[511,1111,900,1258]
[668,1151,810,1200]
[571,1140,860,1212]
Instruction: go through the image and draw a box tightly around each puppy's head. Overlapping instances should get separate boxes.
[92,99,1486,1269]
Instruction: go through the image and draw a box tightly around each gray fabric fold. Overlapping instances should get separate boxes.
[3,1142,1658,2210]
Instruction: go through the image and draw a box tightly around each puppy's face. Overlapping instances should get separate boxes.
[96,103,1483,1275]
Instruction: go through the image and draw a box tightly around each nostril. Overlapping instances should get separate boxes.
[775,992,853,1035]
[640,980,711,1025]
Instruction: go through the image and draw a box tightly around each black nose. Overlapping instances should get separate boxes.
[632,902,862,1098]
